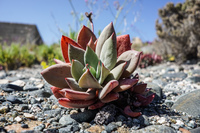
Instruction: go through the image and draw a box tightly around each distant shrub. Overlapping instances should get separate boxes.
[0,44,35,70]
[156,0,200,63]
[0,43,63,70]
[139,53,162,68]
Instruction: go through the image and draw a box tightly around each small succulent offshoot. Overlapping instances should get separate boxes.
[41,17,155,117]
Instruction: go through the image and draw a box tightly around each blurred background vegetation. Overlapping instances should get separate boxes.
[0,0,200,70]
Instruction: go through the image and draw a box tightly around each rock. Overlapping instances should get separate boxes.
[162,72,187,81]
[70,109,98,123]
[86,125,103,133]
[23,83,39,91]
[59,115,77,126]
[59,125,80,133]
[6,95,23,104]
[190,127,200,133]
[0,79,9,84]
[14,116,22,122]
[146,82,163,103]
[0,106,9,113]
[0,127,7,133]
[94,104,117,125]
[10,80,25,87]
[172,89,200,117]
[137,115,150,126]
[21,124,29,128]
[105,123,118,133]
[133,125,176,133]
[27,89,52,97]
[44,109,62,118]
[186,76,200,83]
[192,69,200,76]
[24,113,36,120]
[34,123,45,131]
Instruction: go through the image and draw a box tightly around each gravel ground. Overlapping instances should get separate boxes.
[0,61,200,133]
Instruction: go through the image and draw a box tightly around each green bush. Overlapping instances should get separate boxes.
[0,43,63,70]
[156,0,200,63]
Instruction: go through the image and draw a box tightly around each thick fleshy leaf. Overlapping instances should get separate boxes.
[113,78,139,92]
[78,69,102,89]
[98,63,110,85]
[60,89,96,100]
[96,22,116,57]
[65,78,87,92]
[41,64,72,88]
[77,25,97,50]
[68,44,85,65]
[135,93,155,106]
[53,59,66,64]
[132,83,147,94]
[100,33,117,70]
[98,80,119,99]
[116,34,131,57]
[96,61,101,79]
[84,46,99,71]
[58,98,96,108]
[109,62,127,80]
[87,37,96,52]
[51,86,63,99]
[88,100,105,110]
[124,106,141,117]
[116,50,143,78]
[89,66,96,78]
[61,35,82,63]
[71,60,84,81]
[100,91,119,103]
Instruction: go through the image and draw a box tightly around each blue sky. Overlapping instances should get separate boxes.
[0,0,184,45]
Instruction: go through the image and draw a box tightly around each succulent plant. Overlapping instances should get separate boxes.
[139,53,162,68]
[41,22,155,117]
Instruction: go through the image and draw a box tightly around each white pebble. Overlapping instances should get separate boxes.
[157,117,167,124]
[24,113,36,119]
[15,116,22,122]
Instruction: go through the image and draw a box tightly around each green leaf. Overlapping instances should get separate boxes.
[68,44,85,65]
[65,78,87,92]
[96,22,116,58]
[84,46,99,71]
[109,62,127,80]
[116,50,142,78]
[98,63,110,85]
[89,66,96,78]
[96,61,101,79]
[71,60,84,81]
[78,69,102,89]
[100,33,117,70]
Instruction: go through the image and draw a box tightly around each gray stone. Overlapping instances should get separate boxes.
[172,89,200,117]
[44,109,61,118]
[70,109,98,123]
[132,125,176,133]
[59,115,77,126]
[190,127,200,133]
[34,123,45,131]
[186,76,200,83]
[0,106,9,113]
[146,82,163,103]
[162,72,187,81]
[137,115,150,126]
[6,95,23,104]
[59,125,80,133]
[105,123,118,133]
[27,89,52,97]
